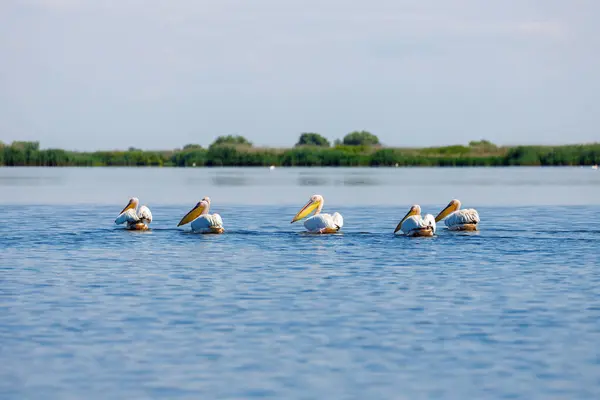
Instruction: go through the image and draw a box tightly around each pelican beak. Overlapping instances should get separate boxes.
[178,202,206,226]
[435,201,458,222]
[291,198,320,223]
[394,207,417,233]
[118,199,136,215]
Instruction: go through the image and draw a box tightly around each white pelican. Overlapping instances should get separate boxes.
[177,196,224,233]
[394,205,436,237]
[115,197,152,230]
[291,194,343,233]
[434,199,480,231]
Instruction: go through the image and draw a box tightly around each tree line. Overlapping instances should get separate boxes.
[1,132,599,167]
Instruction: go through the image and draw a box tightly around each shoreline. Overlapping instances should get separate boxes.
[2,141,599,167]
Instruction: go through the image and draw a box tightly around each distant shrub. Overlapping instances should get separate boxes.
[295,133,330,147]
[469,139,498,153]
[210,135,252,147]
[342,131,380,146]
[183,143,203,150]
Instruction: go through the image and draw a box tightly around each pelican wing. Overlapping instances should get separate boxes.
[331,212,344,230]
[211,213,224,228]
[115,209,139,225]
[423,214,437,234]
[190,214,224,233]
[138,205,152,223]
[399,215,436,236]
[303,213,340,233]
[445,209,479,227]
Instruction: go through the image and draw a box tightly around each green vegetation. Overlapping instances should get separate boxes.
[295,133,330,147]
[210,135,252,147]
[342,130,380,146]
[1,135,599,167]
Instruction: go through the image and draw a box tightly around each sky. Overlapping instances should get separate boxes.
[0,0,598,151]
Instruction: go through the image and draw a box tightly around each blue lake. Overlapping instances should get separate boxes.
[1,167,600,399]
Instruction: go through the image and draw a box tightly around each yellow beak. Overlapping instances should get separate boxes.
[178,203,206,226]
[291,198,320,223]
[394,207,417,233]
[118,199,136,215]
[434,202,458,222]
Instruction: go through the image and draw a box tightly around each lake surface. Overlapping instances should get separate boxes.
[1,166,599,206]
[1,167,600,399]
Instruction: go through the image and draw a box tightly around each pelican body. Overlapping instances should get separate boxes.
[115,197,152,230]
[435,199,480,231]
[291,194,343,233]
[178,196,224,233]
[394,205,436,237]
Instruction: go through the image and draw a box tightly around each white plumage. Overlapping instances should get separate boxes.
[115,198,152,230]
[291,194,343,233]
[398,214,436,236]
[444,209,480,229]
[303,212,343,233]
[394,205,436,237]
[435,199,480,231]
[190,213,224,233]
[114,208,138,225]
[178,196,225,234]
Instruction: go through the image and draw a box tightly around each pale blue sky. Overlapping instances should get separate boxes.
[0,0,598,150]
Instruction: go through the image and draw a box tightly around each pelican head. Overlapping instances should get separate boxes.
[435,199,461,222]
[118,197,139,215]
[394,204,421,233]
[178,199,209,226]
[291,194,323,223]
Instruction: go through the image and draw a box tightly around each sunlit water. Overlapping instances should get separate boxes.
[1,167,600,399]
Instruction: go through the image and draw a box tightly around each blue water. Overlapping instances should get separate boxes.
[1,167,600,399]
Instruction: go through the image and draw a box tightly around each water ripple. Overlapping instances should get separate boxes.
[1,204,599,399]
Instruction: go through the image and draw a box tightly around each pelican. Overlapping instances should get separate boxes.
[115,197,152,230]
[291,194,343,233]
[177,196,224,233]
[434,199,480,231]
[394,205,436,237]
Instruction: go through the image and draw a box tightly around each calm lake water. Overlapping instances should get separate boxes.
[1,167,600,399]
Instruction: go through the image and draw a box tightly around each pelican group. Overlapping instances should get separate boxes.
[113,194,480,237]
[177,196,224,233]
[394,205,436,237]
[115,197,152,230]
[435,199,480,231]
[291,194,343,233]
